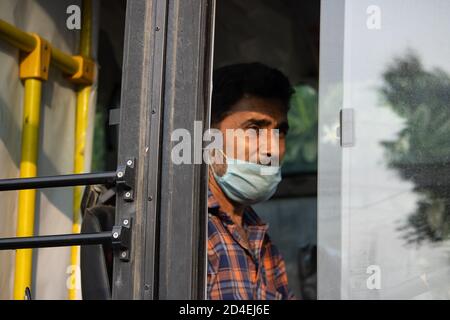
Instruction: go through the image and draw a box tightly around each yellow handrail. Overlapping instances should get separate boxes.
[0,20,79,76]
[13,78,43,299]
[52,46,79,75]
[70,0,93,299]
[12,31,51,300]
[0,20,36,52]
[0,9,96,300]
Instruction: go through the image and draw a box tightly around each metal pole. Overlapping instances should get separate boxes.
[0,19,36,51]
[14,78,42,300]
[71,0,94,300]
[0,19,79,75]
[0,232,112,250]
[51,46,79,75]
[0,12,96,300]
[0,171,117,191]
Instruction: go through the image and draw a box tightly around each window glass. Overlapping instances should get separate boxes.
[283,85,318,174]
[214,0,320,299]
[319,0,450,299]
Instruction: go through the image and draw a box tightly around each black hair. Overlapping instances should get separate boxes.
[211,62,294,125]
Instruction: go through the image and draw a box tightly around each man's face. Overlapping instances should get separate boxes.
[212,95,289,174]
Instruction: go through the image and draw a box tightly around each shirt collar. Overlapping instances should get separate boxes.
[208,188,269,263]
[207,188,266,227]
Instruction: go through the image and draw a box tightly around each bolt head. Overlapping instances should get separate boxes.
[125,192,131,198]
[127,160,133,166]
[121,252,127,258]
[123,219,129,226]
[113,232,119,239]
[117,171,124,178]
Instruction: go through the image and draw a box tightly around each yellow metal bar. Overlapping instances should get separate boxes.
[79,0,92,59]
[0,10,96,300]
[0,20,36,52]
[52,46,79,75]
[69,0,93,300]
[13,78,42,300]
[0,19,79,75]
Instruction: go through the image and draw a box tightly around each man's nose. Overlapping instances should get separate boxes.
[259,129,280,164]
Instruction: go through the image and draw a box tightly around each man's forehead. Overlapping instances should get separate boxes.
[226,95,287,122]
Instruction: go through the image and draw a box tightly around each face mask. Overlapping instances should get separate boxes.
[210,150,282,205]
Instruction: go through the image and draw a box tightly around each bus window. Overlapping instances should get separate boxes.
[319,0,450,299]
[210,0,320,300]
[210,0,450,301]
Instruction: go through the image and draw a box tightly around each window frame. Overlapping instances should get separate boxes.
[112,0,215,299]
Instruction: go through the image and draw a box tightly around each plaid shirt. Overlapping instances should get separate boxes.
[207,190,295,300]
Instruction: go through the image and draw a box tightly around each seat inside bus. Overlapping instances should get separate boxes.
[80,185,116,299]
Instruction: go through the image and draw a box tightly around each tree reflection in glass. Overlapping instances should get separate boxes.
[380,51,450,244]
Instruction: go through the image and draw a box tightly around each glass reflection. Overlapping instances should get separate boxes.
[318,0,450,299]
[380,52,450,244]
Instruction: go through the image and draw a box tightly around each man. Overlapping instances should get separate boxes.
[207,62,295,300]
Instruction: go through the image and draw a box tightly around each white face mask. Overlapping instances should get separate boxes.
[210,150,282,205]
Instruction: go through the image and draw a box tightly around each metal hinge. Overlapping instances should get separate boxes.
[112,218,132,262]
[116,158,136,201]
